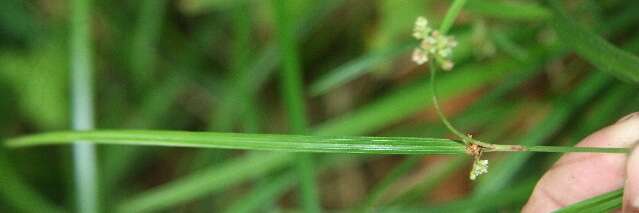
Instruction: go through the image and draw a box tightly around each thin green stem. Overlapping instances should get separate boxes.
[429,63,469,143]
[130,0,167,89]
[439,0,468,34]
[491,144,629,154]
[429,0,487,148]
[70,0,98,211]
[272,0,320,211]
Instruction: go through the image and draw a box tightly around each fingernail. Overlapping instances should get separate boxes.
[623,145,639,212]
[617,112,639,124]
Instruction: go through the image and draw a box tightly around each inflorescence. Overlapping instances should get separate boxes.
[470,159,489,180]
[411,17,458,70]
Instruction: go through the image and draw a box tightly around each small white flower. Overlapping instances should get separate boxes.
[441,60,454,71]
[412,17,431,39]
[470,159,489,180]
[412,48,428,65]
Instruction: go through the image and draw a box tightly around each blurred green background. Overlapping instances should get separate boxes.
[1,0,638,212]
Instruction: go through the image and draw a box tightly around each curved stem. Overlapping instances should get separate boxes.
[429,63,473,144]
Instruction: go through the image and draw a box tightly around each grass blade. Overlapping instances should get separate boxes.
[466,0,550,21]
[376,178,535,212]
[309,41,415,96]
[272,0,320,211]
[439,0,467,34]
[359,157,421,210]
[224,155,364,212]
[550,0,639,83]
[115,152,293,212]
[8,130,625,155]
[554,189,623,213]
[70,0,98,211]
[129,0,167,89]
[0,148,64,213]
[6,130,468,155]
[223,173,296,213]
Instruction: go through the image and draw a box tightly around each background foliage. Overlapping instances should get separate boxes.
[1,0,638,212]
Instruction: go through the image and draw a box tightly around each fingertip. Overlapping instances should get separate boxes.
[623,145,639,212]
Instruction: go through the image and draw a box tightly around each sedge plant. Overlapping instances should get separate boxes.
[4,0,639,212]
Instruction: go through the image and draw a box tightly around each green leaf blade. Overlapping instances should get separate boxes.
[554,189,623,213]
[6,130,468,155]
[551,1,639,83]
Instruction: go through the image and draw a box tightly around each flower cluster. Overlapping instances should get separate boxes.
[411,17,457,70]
[470,159,488,180]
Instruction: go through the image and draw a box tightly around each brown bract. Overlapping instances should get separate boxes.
[466,143,482,157]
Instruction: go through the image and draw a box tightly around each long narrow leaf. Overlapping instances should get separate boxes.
[6,130,467,155]
[115,152,293,212]
[0,148,65,213]
[466,0,550,21]
[554,189,623,213]
[551,0,639,83]
[69,0,98,211]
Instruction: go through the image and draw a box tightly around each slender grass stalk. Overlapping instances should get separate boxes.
[272,0,320,211]
[421,178,537,212]
[70,0,98,211]
[568,85,633,143]
[6,130,466,154]
[101,0,170,203]
[129,0,166,89]
[223,173,296,213]
[428,63,472,143]
[390,157,469,205]
[439,0,467,34]
[211,2,253,131]
[374,179,535,212]
[223,156,362,213]
[492,144,629,153]
[550,0,639,83]
[427,0,490,149]
[359,157,420,210]
[0,147,65,213]
[116,152,293,212]
[466,0,550,21]
[6,130,631,155]
[309,41,416,96]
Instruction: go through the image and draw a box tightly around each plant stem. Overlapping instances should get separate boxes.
[429,0,489,148]
[429,63,496,149]
[490,144,629,154]
[429,63,470,143]
[272,0,320,211]
[439,0,468,34]
[70,0,98,212]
